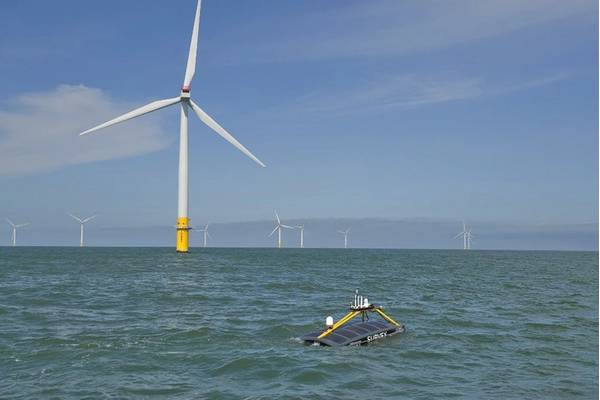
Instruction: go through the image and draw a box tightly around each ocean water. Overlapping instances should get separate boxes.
[0,247,597,399]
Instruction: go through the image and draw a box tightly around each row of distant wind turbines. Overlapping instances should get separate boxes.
[268,211,350,249]
[6,213,474,250]
[6,214,95,247]
[269,215,475,249]
[3,212,348,249]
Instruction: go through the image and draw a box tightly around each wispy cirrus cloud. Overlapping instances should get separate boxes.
[0,85,172,176]
[218,0,594,64]
[282,71,570,117]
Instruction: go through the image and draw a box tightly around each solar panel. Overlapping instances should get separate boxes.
[302,321,404,346]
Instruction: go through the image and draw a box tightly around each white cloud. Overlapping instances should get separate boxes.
[0,85,172,176]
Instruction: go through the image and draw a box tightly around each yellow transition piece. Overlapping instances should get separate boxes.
[176,217,190,252]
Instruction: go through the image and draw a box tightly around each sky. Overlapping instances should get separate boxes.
[0,0,598,249]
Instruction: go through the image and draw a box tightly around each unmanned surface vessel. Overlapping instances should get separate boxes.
[302,291,405,346]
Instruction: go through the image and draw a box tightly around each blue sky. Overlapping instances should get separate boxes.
[0,0,597,248]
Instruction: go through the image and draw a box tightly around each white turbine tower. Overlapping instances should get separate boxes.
[198,223,211,248]
[296,224,305,248]
[268,211,294,248]
[337,228,351,249]
[78,0,265,253]
[454,222,473,250]
[466,229,474,250]
[68,213,96,247]
[6,219,29,247]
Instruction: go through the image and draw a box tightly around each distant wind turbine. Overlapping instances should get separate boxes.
[68,213,97,247]
[296,224,305,248]
[77,0,265,253]
[269,211,294,248]
[198,224,211,248]
[454,222,473,250]
[6,219,29,247]
[337,228,351,249]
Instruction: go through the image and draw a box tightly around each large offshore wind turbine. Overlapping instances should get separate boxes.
[296,224,305,248]
[454,222,473,250]
[198,223,210,248]
[78,0,265,253]
[269,211,294,248]
[68,213,96,247]
[337,228,351,249]
[6,219,29,247]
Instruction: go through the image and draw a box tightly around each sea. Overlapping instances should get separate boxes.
[0,247,597,399]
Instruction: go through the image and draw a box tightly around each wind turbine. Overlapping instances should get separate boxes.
[78,0,265,253]
[268,211,294,248]
[454,222,473,250]
[198,223,211,248]
[296,224,305,248]
[6,219,29,247]
[337,228,351,249]
[68,213,96,247]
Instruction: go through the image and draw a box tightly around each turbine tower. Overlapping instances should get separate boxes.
[337,228,351,249]
[68,213,96,247]
[466,229,473,250]
[454,222,473,250]
[198,223,210,248]
[78,0,265,253]
[268,211,294,248]
[296,224,305,248]
[6,219,29,247]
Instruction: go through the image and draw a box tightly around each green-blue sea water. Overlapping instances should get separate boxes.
[0,248,597,399]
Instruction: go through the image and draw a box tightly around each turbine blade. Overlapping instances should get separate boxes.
[268,226,278,237]
[275,211,280,225]
[6,218,15,227]
[83,215,97,223]
[453,232,464,239]
[189,100,266,167]
[79,97,181,136]
[67,213,83,223]
[183,0,202,87]
[16,223,29,228]
[281,224,294,229]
